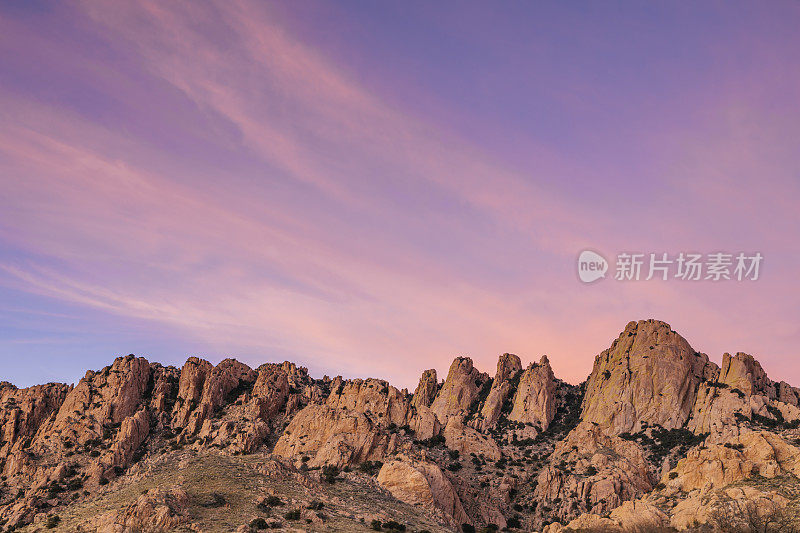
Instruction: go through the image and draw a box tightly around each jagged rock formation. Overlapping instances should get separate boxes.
[412,369,439,409]
[533,421,654,521]
[478,353,521,430]
[273,378,413,468]
[2,319,800,532]
[581,319,715,434]
[429,357,489,425]
[91,487,188,532]
[509,355,557,430]
[377,455,469,526]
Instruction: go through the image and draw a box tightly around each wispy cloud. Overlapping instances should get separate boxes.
[1,1,799,388]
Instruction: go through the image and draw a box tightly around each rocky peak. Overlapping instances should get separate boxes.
[326,378,410,427]
[429,357,488,424]
[180,358,257,434]
[508,355,557,430]
[720,351,776,398]
[494,353,522,382]
[581,319,713,434]
[411,369,438,409]
[477,353,522,430]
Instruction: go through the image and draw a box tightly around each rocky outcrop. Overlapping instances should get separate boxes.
[478,354,521,430]
[101,408,150,475]
[581,320,714,435]
[53,355,152,446]
[0,382,70,453]
[664,431,800,493]
[326,378,410,427]
[247,363,291,420]
[429,357,488,425]
[172,357,213,429]
[180,358,257,434]
[91,487,188,532]
[377,456,469,525]
[533,421,653,523]
[443,417,501,460]
[508,355,557,430]
[552,500,668,533]
[412,369,438,409]
[273,403,398,468]
[719,352,777,398]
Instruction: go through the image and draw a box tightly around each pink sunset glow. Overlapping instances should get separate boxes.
[1,1,799,389]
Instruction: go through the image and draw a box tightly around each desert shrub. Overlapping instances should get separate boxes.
[322,465,339,484]
[415,434,446,448]
[284,509,301,520]
[712,496,800,533]
[45,515,60,529]
[249,517,268,530]
[199,492,226,508]
[264,495,283,506]
[371,519,383,530]
[358,460,383,475]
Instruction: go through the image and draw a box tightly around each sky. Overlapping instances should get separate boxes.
[1,1,799,390]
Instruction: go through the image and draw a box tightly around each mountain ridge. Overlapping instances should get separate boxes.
[2,319,800,532]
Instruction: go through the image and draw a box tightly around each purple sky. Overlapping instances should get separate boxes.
[1,1,799,390]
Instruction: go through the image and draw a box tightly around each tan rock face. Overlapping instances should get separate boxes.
[719,352,777,398]
[478,354,521,430]
[172,357,214,429]
[409,404,441,440]
[273,404,396,468]
[248,363,291,420]
[562,500,667,532]
[53,355,152,441]
[377,456,469,525]
[106,408,150,471]
[508,355,557,430]
[664,431,800,493]
[581,319,714,434]
[272,375,414,467]
[91,487,188,532]
[412,369,438,409]
[534,421,653,522]
[443,416,501,461]
[0,382,70,454]
[326,378,410,427]
[687,383,768,435]
[182,358,257,434]
[429,357,488,425]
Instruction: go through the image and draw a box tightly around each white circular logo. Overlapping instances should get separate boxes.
[577,250,608,283]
